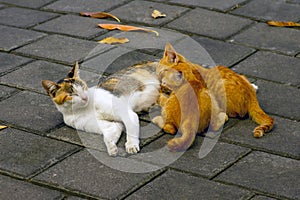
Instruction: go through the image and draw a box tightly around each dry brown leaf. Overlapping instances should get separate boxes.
[80,12,120,22]
[152,9,166,19]
[0,125,8,130]
[98,37,129,44]
[267,21,300,27]
[98,24,159,36]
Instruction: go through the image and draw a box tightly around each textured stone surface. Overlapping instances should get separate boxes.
[232,0,300,21]
[0,85,18,100]
[127,170,253,199]
[167,8,252,39]
[0,128,79,177]
[0,91,63,131]
[0,174,62,199]
[15,35,98,64]
[231,23,300,56]
[0,52,32,74]
[215,151,300,200]
[0,25,46,51]
[0,7,58,28]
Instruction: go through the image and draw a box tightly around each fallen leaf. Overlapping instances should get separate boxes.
[98,37,129,44]
[80,12,120,22]
[152,9,166,19]
[267,21,300,27]
[98,24,159,36]
[0,125,7,130]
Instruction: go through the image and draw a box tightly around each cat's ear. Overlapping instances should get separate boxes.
[164,43,179,64]
[41,80,59,97]
[67,61,80,78]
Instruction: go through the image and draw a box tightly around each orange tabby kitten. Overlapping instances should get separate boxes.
[156,43,274,140]
[152,67,227,151]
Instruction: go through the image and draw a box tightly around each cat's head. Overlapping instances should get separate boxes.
[41,61,89,108]
[160,68,185,91]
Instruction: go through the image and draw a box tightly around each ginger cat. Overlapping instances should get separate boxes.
[152,67,228,151]
[156,43,274,144]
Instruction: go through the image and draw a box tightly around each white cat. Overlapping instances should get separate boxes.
[42,61,160,156]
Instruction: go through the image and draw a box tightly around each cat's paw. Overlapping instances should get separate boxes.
[125,142,140,154]
[152,116,164,128]
[251,83,258,91]
[106,142,118,157]
[211,112,228,131]
[163,124,177,135]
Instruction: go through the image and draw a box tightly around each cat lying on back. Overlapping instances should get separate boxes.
[42,61,160,156]
[153,43,274,151]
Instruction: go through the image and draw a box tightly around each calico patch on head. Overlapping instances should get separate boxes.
[42,61,88,106]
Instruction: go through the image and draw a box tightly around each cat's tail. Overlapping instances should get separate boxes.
[248,96,274,138]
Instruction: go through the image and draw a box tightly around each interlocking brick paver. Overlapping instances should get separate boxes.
[232,0,300,21]
[0,25,46,51]
[167,8,252,39]
[0,7,58,28]
[43,0,127,13]
[127,170,253,199]
[0,52,32,74]
[170,0,247,11]
[15,35,98,64]
[0,0,54,8]
[233,51,300,87]
[0,128,79,177]
[0,91,63,131]
[0,174,62,199]
[192,36,255,67]
[0,85,18,100]
[231,23,300,56]
[33,14,108,39]
[222,116,300,159]
[110,0,189,26]
[34,149,159,199]
[255,80,300,120]
[0,60,100,93]
[215,151,300,200]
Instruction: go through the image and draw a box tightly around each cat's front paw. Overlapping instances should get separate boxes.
[125,142,140,154]
[106,142,118,157]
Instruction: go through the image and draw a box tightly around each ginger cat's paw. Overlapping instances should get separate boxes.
[211,112,228,131]
[125,141,140,154]
[152,116,164,128]
[163,123,177,135]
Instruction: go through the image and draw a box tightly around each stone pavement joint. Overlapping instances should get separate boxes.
[0,0,299,199]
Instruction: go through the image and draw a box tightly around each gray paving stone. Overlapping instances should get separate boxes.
[33,14,108,39]
[0,7,58,28]
[15,35,98,65]
[215,151,300,199]
[127,170,252,200]
[232,0,300,21]
[251,195,279,200]
[34,149,157,199]
[43,0,127,13]
[0,91,63,131]
[110,0,189,26]
[0,174,62,200]
[0,25,46,51]
[82,47,158,74]
[0,60,100,93]
[255,79,300,120]
[0,85,18,100]
[222,116,300,159]
[192,36,255,66]
[139,135,250,178]
[0,52,32,74]
[0,128,79,177]
[167,8,252,39]
[170,0,247,11]
[233,51,300,87]
[0,0,54,8]
[231,23,300,56]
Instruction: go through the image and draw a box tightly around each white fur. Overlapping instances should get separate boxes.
[55,82,159,156]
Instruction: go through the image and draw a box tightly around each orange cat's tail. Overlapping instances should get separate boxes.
[248,97,274,138]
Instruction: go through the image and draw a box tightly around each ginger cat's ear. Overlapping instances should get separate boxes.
[41,80,59,97]
[164,43,179,64]
[67,61,80,78]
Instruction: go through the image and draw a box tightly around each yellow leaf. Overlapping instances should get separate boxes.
[267,21,300,27]
[98,37,129,44]
[152,9,166,19]
[80,12,120,22]
[98,24,159,36]
[0,125,7,130]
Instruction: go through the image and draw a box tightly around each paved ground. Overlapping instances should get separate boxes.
[0,0,299,199]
